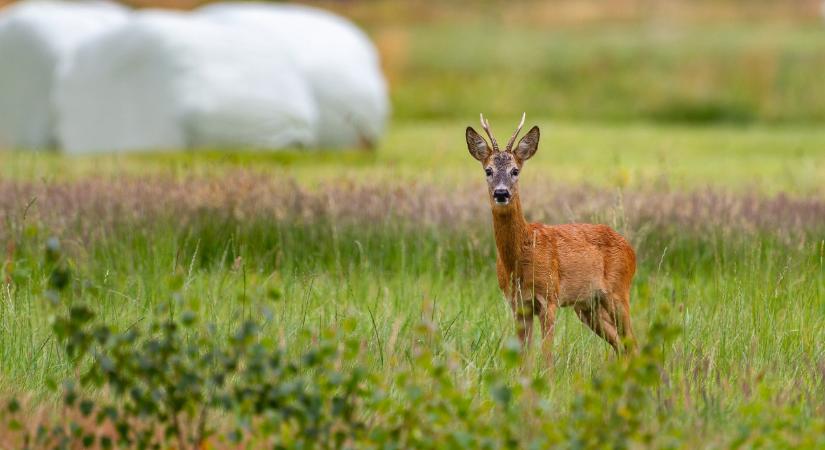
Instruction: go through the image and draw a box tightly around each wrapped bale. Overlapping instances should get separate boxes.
[198,2,389,148]
[0,0,127,149]
[56,11,318,153]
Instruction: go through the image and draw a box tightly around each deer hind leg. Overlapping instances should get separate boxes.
[610,292,637,353]
[574,298,621,353]
[594,304,623,353]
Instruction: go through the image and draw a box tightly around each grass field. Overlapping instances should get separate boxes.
[349,0,825,126]
[3,120,825,193]
[1,120,824,447]
[385,22,825,124]
[1,1,825,446]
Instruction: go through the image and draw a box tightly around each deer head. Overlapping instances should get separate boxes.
[466,113,540,207]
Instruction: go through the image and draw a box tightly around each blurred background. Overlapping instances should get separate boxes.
[316,0,825,125]
[1,0,824,192]
[4,0,825,127]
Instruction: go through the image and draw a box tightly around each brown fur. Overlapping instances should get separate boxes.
[467,117,636,364]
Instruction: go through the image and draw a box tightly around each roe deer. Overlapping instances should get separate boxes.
[466,113,637,363]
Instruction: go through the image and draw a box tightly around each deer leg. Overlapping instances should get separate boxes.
[510,292,535,350]
[610,293,637,354]
[514,310,534,350]
[538,298,557,367]
[573,306,604,344]
[595,304,623,353]
[574,305,621,353]
[599,293,635,354]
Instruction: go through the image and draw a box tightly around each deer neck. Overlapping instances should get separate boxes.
[491,194,528,273]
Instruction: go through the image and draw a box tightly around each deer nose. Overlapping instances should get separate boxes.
[493,189,510,202]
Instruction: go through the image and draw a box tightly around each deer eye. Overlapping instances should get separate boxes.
[485,167,493,176]
[511,168,520,177]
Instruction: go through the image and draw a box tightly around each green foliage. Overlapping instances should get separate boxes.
[2,239,822,449]
[13,250,374,449]
[561,318,681,449]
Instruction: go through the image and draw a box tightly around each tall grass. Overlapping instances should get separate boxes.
[1,175,822,441]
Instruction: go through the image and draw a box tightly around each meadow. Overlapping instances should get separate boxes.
[1,120,824,447]
[1,1,825,447]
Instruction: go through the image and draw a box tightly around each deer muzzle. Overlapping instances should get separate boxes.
[493,188,511,205]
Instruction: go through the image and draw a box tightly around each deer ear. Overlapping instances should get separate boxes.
[466,127,490,162]
[514,126,540,162]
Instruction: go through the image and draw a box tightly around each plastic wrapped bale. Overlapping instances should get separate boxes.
[56,11,318,154]
[198,2,389,148]
[0,0,128,149]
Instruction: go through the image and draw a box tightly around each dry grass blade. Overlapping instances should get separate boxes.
[0,173,823,245]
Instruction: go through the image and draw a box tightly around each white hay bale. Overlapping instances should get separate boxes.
[198,2,389,148]
[56,11,318,153]
[0,0,127,149]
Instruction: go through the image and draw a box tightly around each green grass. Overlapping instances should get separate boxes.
[3,120,825,194]
[2,203,823,438]
[385,21,825,124]
[1,120,824,446]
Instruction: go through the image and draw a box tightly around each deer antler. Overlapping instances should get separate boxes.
[504,112,526,153]
[479,113,500,152]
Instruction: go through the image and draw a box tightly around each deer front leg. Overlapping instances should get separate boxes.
[506,281,534,351]
[512,302,534,350]
[538,298,557,368]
